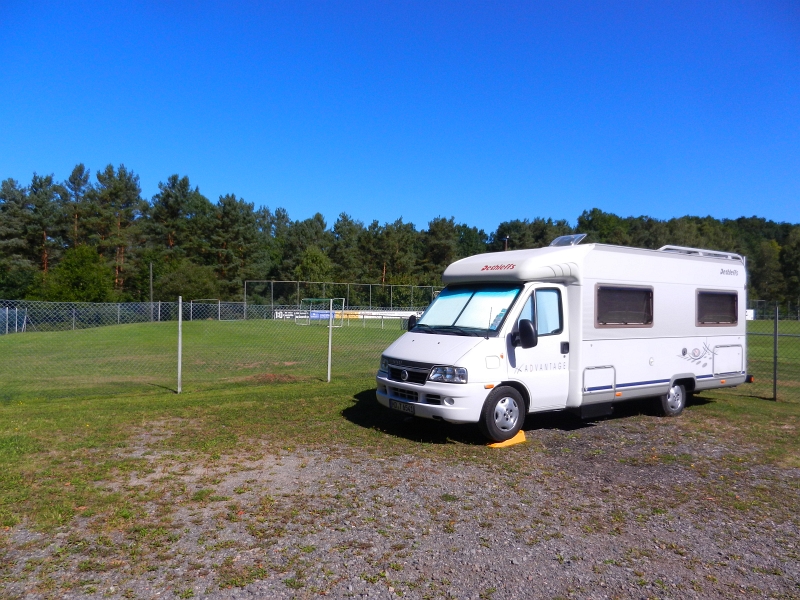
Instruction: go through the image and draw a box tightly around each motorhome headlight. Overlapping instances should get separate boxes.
[428,366,468,384]
[379,356,389,373]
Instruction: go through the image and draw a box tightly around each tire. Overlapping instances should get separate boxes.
[657,383,686,417]
[478,386,525,442]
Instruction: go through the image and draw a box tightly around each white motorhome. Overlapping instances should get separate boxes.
[375,235,748,442]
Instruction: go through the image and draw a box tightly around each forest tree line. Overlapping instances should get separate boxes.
[1,164,798,304]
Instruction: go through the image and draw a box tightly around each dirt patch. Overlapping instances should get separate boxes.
[2,413,799,600]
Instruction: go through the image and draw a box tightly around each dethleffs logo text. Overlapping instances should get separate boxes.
[481,263,516,271]
[720,268,738,276]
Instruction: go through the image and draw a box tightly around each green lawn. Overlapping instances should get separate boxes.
[1,318,799,531]
[2,316,799,404]
[736,320,800,401]
[2,376,800,532]
[2,316,798,402]
[0,318,405,400]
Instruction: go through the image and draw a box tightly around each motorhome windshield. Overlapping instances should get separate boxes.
[415,285,522,336]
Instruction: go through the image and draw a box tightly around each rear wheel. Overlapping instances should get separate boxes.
[478,386,525,442]
[657,383,686,417]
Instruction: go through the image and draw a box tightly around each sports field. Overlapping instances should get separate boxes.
[733,319,800,401]
[1,319,799,597]
[0,318,406,400]
[2,317,798,401]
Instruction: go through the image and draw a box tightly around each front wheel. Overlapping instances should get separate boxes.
[657,383,686,417]
[478,386,525,442]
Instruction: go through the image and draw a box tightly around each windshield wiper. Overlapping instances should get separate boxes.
[427,325,480,336]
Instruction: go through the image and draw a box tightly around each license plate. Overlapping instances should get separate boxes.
[390,399,415,415]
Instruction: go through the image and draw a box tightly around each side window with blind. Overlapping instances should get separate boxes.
[516,289,563,336]
[536,289,563,335]
[595,285,653,328]
[696,290,738,326]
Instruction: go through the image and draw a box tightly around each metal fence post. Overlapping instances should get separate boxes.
[178,296,183,394]
[4,307,7,335]
[327,299,333,383]
[773,303,778,401]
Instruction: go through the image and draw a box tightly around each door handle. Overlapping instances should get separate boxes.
[561,342,569,354]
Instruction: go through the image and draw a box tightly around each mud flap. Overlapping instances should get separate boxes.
[576,402,614,420]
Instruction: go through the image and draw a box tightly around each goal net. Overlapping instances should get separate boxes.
[295,298,345,327]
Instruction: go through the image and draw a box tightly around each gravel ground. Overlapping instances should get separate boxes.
[2,406,799,600]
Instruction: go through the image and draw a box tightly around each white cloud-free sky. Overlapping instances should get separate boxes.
[1,1,798,232]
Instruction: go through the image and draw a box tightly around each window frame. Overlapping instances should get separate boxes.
[515,287,564,337]
[594,284,654,329]
[695,289,739,327]
[535,287,564,337]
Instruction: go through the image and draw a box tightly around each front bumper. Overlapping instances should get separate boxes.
[375,372,488,424]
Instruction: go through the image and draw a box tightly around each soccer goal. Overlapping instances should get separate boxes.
[190,299,220,321]
[295,298,345,327]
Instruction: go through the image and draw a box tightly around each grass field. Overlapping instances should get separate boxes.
[1,319,798,511]
[2,321,800,597]
[0,318,406,400]
[1,374,799,531]
[3,316,799,403]
[735,319,800,400]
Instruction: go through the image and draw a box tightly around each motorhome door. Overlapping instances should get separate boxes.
[508,285,570,411]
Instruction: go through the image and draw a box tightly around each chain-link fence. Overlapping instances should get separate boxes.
[727,302,800,403]
[0,299,413,400]
[3,298,798,403]
[244,280,442,311]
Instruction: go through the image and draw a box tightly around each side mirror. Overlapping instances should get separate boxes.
[518,319,538,348]
[407,314,417,331]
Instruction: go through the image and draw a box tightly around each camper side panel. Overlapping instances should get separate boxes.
[577,248,746,404]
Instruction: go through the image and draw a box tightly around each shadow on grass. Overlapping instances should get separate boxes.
[147,383,178,393]
[688,394,715,406]
[341,389,650,444]
[342,389,485,445]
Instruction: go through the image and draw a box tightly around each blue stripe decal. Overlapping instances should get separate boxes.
[616,378,670,389]
[586,372,745,393]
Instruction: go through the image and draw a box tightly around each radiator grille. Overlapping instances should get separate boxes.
[389,387,419,402]
[388,366,429,385]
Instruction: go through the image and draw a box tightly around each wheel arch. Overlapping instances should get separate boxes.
[670,374,696,393]
[497,380,531,413]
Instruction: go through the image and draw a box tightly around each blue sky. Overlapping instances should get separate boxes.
[1,1,798,233]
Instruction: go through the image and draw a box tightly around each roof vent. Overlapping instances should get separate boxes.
[550,233,587,247]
